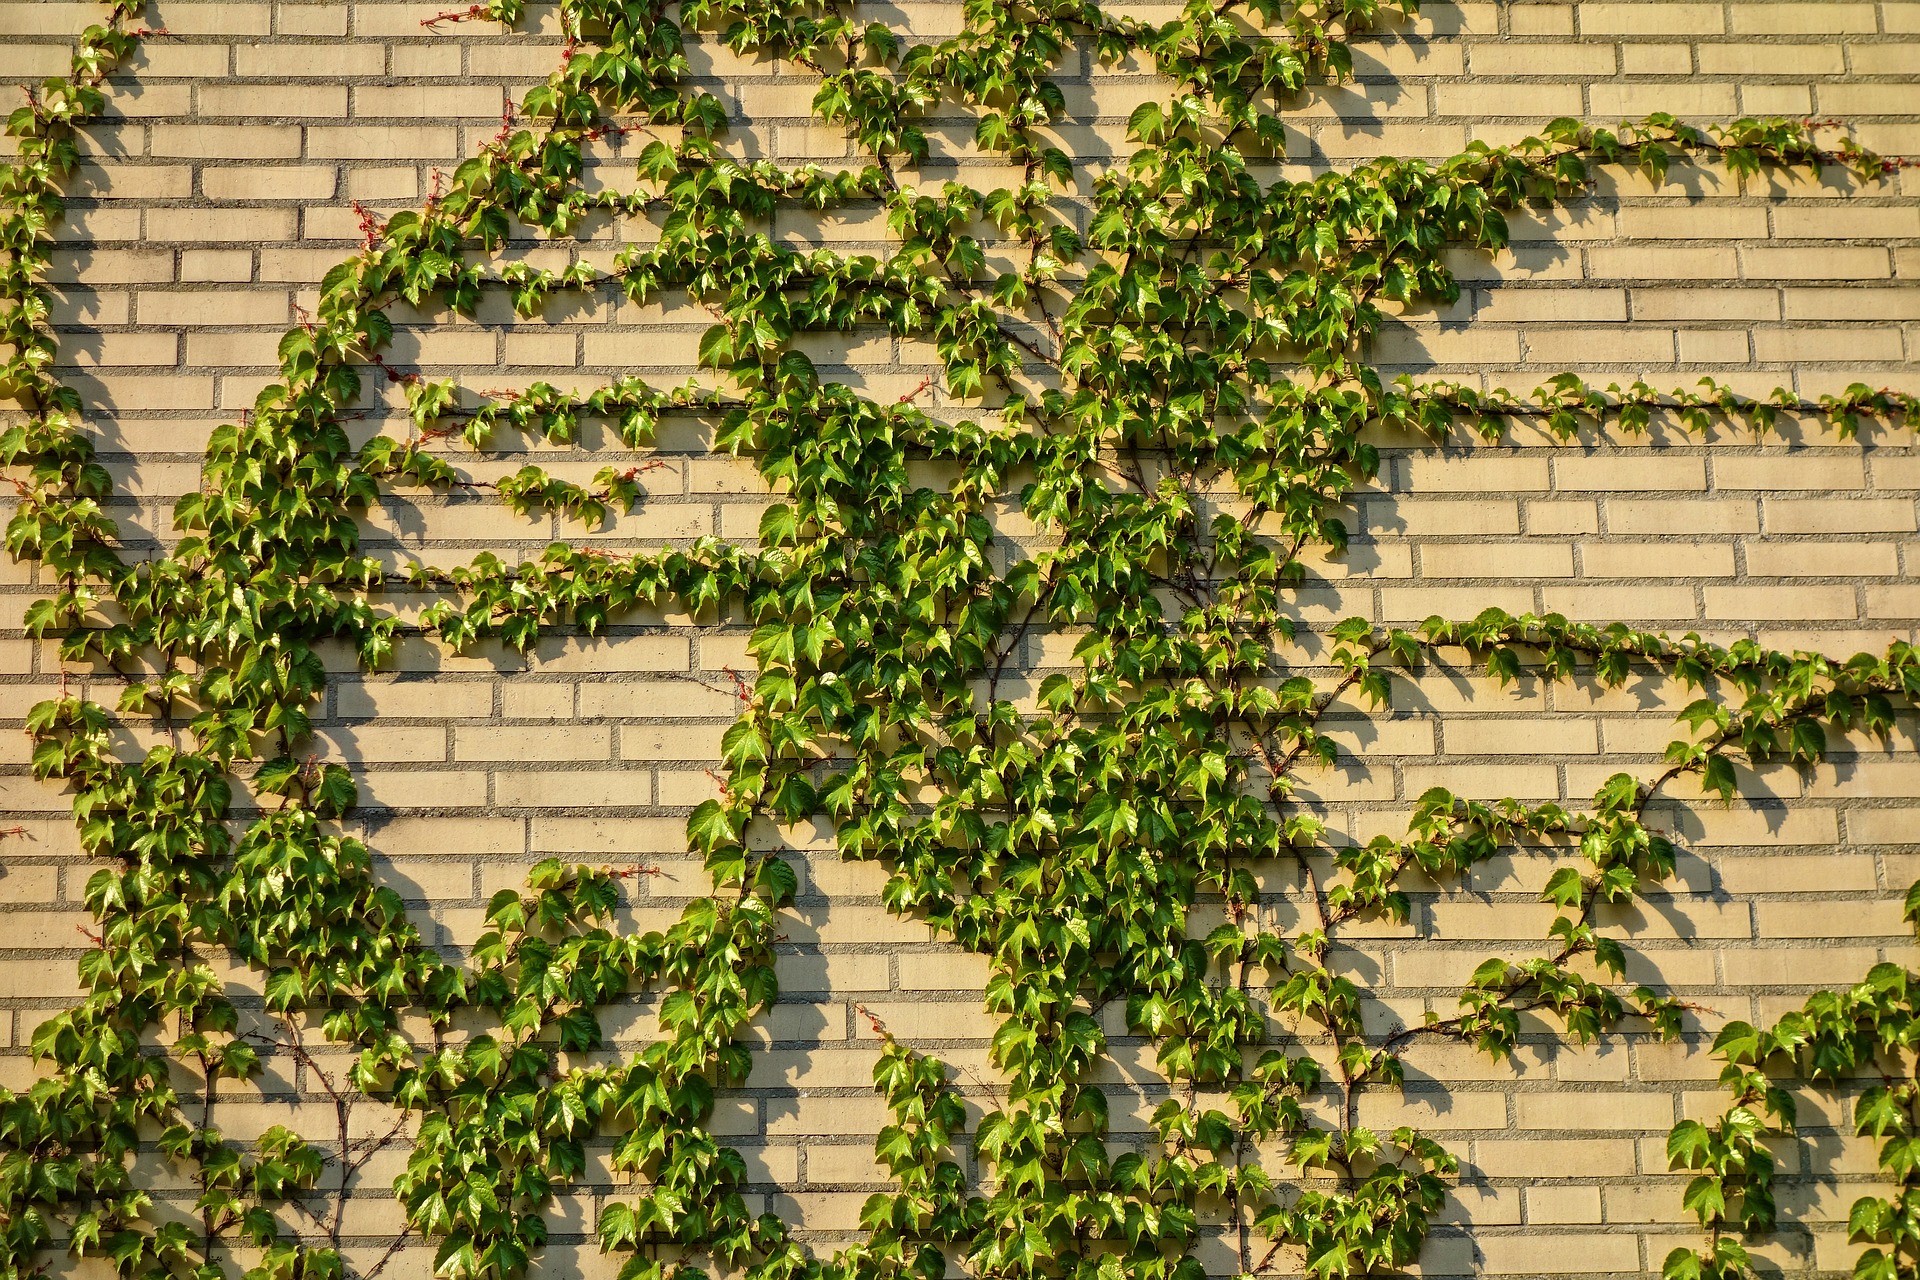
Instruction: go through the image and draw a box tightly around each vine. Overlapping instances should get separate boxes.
[1,2,1917,1279]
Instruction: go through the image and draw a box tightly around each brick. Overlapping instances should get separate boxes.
[235,42,385,76]
[453,725,611,762]
[1557,455,1707,491]
[1698,43,1847,75]
[1742,246,1891,281]
[150,124,303,158]
[136,290,289,327]
[1744,541,1900,577]
[201,164,338,201]
[1714,454,1865,490]
[1589,246,1740,282]
[1581,542,1734,577]
[1704,585,1857,621]
[353,86,510,118]
[146,208,298,243]
[1470,42,1616,76]
[1754,327,1905,364]
[307,126,462,159]
[1608,500,1759,534]
[199,83,346,117]
[1619,206,1770,241]
[1578,3,1723,34]
[494,770,652,807]
[1765,498,1916,534]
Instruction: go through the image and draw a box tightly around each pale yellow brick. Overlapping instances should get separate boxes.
[150,123,303,158]
[499,682,573,719]
[1766,498,1916,534]
[494,769,651,807]
[613,722,728,761]
[1848,808,1920,843]
[1581,541,1734,577]
[1473,1140,1640,1178]
[234,42,384,76]
[1555,455,1706,491]
[1578,3,1723,34]
[347,681,490,722]
[453,725,610,762]
[1420,542,1573,578]
[1445,716,1598,755]
[1526,499,1600,534]
[146,207,298,243]
[1400,454,1550,491]
[1731,2,1875,32]
[1609,499,1758,534]
[1367,498,1521,535]
[353,85,508,118]
[1852,43,1920,74]
[355,769,489,809]
[198,83,345,117]
[392,45,463,77]
[1516,1091,1673,1131]
[308,125,461,159]
[1470,41,1615,76]
[1433,83,1585,118]
[1699,43,1847,75]
[1743,245,1891,281]
[1744,541,1899,577]
[1678,330,1752,363]
[1755,327,1905,364]
[1785,287,1920,322]
[1471,288,1629,323]
[1619,206,1770,241]
[1818,81,1920,114]
[1591,81,1738,118]
[57,332,177,367]
[1632,287,1778,322]
[201,164,338,201]
[1705,584,1856,620]
[1589,246,1739,281]
[136,290,289,327]
[1527,1186,1604,1225]
[1754,898,1907,938]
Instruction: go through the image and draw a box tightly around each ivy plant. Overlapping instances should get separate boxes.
[1,2,1917,1280]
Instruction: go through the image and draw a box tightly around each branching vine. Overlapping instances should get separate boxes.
[1,1,1917,1279]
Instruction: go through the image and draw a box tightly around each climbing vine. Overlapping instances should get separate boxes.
[2,1,1918,1279]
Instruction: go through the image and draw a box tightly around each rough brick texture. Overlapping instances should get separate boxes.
[1,0,1918,1276]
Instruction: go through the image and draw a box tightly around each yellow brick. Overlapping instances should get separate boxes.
[1744,541,1899,577]
[1766,498,1915,534]
[353,85,509,118]
[1698,43,1846,75]
[453,725,610,762]
[1730,2,1875,32]
[1589,246,1739,281]
[235,42,384,76]
[198,83,345,117]
[1743,245,1891,281]
[1555,455,1706,491]
[201,164,338,201]
[1578,3,1722,33]
[1619,206,1770,240]
[1608,499,1757,534]
[1580,542,1734,577]
[494,769,651,807]
[150,124,303,158]
[136,290,289,327]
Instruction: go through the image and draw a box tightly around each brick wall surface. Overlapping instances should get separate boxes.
[1,0,1918,1275]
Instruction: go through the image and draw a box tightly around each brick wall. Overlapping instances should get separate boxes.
[2,0,1918,1275]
